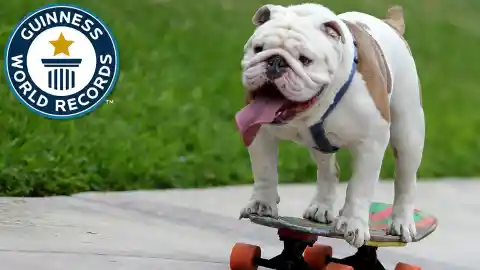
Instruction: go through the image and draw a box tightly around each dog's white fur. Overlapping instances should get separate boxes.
[240,3,424,248]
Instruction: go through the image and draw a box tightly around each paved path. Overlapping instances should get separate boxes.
[0,180,478,270]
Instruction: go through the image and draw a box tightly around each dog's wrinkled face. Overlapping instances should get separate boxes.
[241,4,345,104]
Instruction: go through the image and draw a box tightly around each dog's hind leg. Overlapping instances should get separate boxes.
[388,56,425,242]
[303,150,339,223]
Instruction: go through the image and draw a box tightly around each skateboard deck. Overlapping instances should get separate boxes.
[248,201,437,247]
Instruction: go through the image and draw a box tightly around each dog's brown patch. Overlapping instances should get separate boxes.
[344,21,391,122]
[384,6,405,35]
[383,6,423,105]
[355,21,393,95]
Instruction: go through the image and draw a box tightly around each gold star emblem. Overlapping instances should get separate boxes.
[49,32,74,56]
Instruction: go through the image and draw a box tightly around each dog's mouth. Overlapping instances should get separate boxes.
[236,80,319,147]
[250,82,286,101]
[235,82,289,146]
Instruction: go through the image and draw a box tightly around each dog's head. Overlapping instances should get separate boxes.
[241,4,347,104]
[236,4,349,147]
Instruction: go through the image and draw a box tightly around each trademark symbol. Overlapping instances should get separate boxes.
[106,100,114,104]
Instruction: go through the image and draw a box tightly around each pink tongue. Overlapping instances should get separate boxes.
[235,97,288,146]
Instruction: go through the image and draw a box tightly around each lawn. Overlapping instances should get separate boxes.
[0,0,479,196]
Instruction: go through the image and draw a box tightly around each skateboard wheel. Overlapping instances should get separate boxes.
[303,244,333,270]
[395,262,422,270]
[326,263,354,270]
[229,242,261,270]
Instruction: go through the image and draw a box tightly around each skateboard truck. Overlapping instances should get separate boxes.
[231,228,389,270]
[328,245,387,270]
[253,228,318,270]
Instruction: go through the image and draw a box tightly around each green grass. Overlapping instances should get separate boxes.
[0,0,479,196]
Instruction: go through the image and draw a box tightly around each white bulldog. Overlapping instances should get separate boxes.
[235,3,424,248]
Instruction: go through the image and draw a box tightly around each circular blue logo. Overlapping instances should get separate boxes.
[4,4,119,119]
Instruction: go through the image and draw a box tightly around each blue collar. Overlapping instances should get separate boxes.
[319,40,358,123]
[309,39,359,153]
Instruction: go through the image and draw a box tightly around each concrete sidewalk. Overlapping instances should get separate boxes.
[0,180,477,270]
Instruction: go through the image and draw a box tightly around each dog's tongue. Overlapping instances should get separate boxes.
[235,97,288,146]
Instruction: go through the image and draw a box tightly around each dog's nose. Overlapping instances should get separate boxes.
[266,55,288,80]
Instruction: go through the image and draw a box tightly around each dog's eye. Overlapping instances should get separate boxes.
[253,46,263,54]
[299,55,312,66]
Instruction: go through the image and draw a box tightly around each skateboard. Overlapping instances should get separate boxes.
[230,202,437,270]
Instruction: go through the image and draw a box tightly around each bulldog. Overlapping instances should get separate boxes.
[235,3,424,248]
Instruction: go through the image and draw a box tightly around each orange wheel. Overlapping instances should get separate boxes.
[395,262,422,270]
[229,242,261,270]
[325,263,354,270]
[303,244,333,270]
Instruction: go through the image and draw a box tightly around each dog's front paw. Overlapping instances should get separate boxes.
[239,200,278,219]
[388,206,417,242]
[335,214,370,248]
[303,202,337,224]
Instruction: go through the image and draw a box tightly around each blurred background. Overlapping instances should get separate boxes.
[0,0,478,197]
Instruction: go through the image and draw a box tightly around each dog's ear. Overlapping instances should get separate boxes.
[322,21,346,43]
[252,5,272,26]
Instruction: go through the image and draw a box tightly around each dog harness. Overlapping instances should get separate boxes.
[309,40,359,153]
